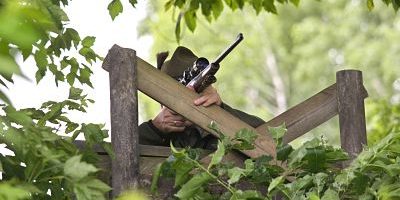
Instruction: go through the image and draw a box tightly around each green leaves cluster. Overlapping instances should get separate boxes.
[0,87,111,199]
[0,0,101,104]
[129,0,400,42]
[151,123,400,200]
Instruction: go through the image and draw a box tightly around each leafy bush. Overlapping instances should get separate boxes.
[0,87,112,200]
[152,123,400,200]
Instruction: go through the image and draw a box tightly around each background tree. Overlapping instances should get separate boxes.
[138,0,400,145]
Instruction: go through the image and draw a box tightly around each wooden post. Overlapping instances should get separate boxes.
[102,45,140,196]
[336,70,367,164]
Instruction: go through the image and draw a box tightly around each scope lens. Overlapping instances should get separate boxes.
[195,57,209,70]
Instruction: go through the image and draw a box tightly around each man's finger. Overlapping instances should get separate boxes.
[170,120,185,127]
[202,98,215,107]
[167,126,185,132]
[194,96,207,106]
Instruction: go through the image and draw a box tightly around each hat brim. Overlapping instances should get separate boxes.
[161,46,198,78]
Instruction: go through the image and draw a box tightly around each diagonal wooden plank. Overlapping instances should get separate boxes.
[256,84,338,144]
[136,57,276,158]
[255,83,368,144]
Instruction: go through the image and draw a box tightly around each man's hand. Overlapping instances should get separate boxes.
[151,107,191,133]
[193,85,222,107]
[152,85,221,133]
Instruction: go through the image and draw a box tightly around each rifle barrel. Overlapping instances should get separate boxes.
[213,33,244,64]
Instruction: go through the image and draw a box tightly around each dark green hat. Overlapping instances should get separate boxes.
[160,46,198,78]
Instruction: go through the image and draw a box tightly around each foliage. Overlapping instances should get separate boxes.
[120,0,400,42]
[152,124,400,199]
[0,0,109,199]
[0,0,101,104]
[366,99,400,145]
[0,87,112,199]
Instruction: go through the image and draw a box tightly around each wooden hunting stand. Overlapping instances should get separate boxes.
[86,45,368,198]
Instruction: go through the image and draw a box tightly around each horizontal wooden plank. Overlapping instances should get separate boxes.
[136,57,276,158]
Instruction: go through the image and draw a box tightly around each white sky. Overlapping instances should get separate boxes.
[4,0,152,131]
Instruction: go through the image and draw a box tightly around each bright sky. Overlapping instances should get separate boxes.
[5,0,152,131]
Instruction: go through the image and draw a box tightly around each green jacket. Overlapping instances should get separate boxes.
[138,103,265,150]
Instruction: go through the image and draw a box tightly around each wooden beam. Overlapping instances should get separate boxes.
[256,84,338,144]
[136,57,276,158]
[337,70,367,164]
[102,45,140,196]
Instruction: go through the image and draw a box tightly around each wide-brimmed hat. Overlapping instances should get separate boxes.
[159,46,198,78]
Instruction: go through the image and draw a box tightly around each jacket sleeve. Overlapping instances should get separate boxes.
[220,102,265,128]
[138,120,170,146]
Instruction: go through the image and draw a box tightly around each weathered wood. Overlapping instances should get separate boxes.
[336,70,367,163]
[256,84,338,144]
[102,45,140,196]
[136,57,276,158]
[74,140,174,157]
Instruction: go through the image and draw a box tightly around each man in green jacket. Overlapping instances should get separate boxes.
[138,46,265,150]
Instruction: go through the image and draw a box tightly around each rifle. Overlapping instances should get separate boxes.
[178,33,244,93]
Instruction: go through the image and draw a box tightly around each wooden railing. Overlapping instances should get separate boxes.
[95,45,368,197]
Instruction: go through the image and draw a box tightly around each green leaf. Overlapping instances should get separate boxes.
[268,124,287,141]
[393,0,400,11]
[0,182,31,200]
[128,0,137,8]
[81,36,96,48]
[263,0,278,14]
[251,0,263,14]
[174,159,195,187]
[38,103,63,126]
[69,87,83,100]
[108,0,123,20]
[211,0,224,19]
[277,144,293,161]
[81,123,108,146]
[227,167,244,184]
[35,69,46,83]
[290,0,300,7]
[184,10,197,32]
[367,0,374,11]
[208,140,225,169]
[321,189,339,200]
[0,54,21,76]
[66,72,76,86]
[4,106,32,126]
[268,176,284,193]
[151,163,162,194]
[79,47,98,64]
[66,122,79,133]
[78,67,93,87]
[175,172,212,199]
[164,0,174,10]
[34,48,48,71]
[64,155,98,181]
[65,28,81,48]
[305,147,326,173]
[73,178,111,200]
[233,128,257,150]
[224,0,238,10]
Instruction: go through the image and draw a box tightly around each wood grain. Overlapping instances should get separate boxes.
[103,45,140,196]
[337,70,367,164]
